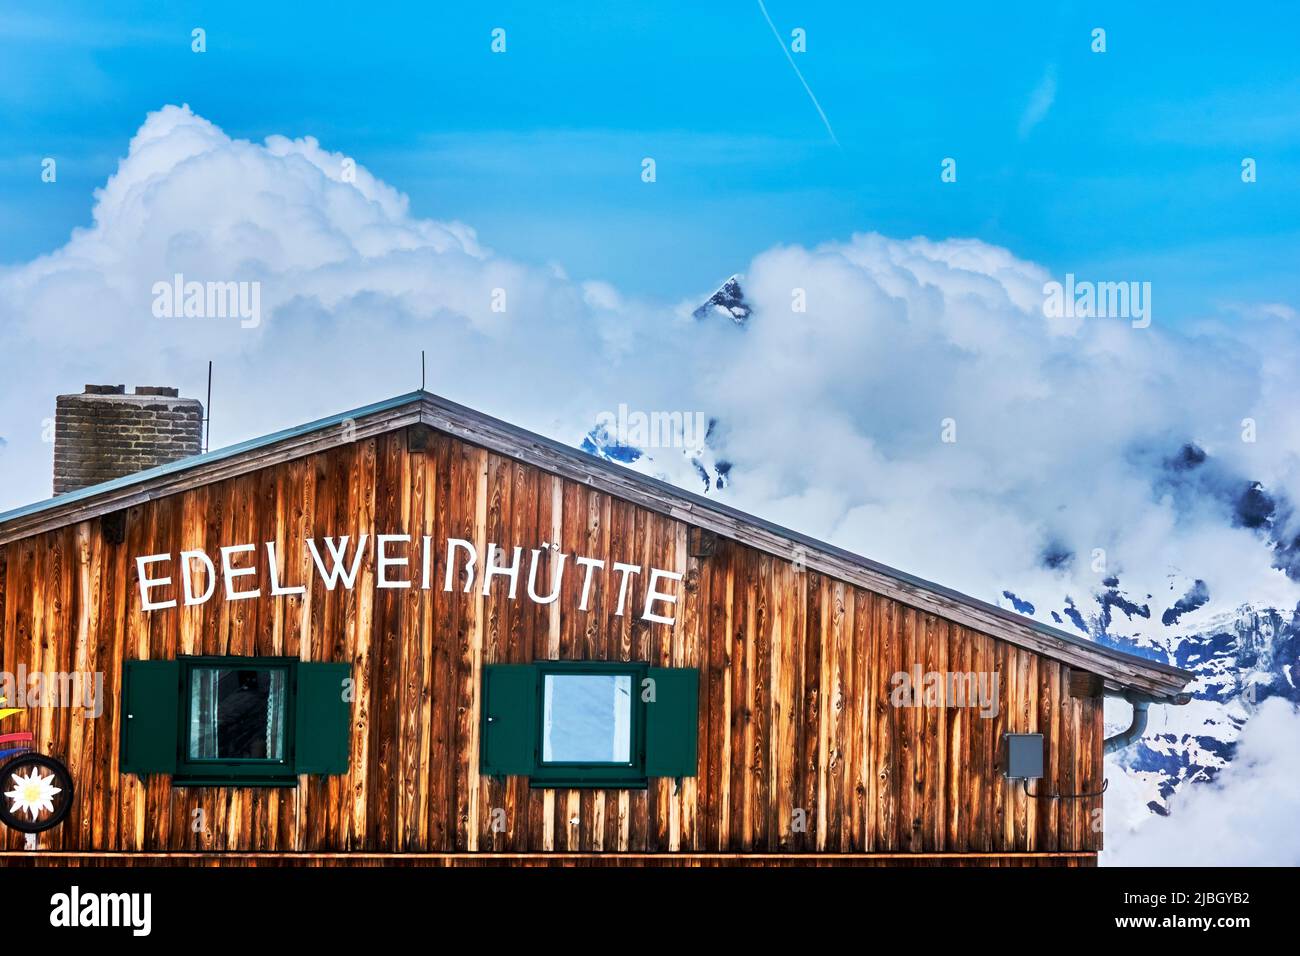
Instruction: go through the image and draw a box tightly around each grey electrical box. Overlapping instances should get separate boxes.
[1004,733,1044,780]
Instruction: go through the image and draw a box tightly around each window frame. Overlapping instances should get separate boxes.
[528,661,648,789]
[172,655,298,787]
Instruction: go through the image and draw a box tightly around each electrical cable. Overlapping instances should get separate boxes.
[1021,777,1109,800]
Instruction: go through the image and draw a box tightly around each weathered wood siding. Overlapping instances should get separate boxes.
[0,427,1103,854]
[0,851,1096,867]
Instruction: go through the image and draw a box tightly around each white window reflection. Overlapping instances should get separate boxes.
[541,674,632,764]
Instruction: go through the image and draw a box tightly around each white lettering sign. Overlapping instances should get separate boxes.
[135,535,685,624]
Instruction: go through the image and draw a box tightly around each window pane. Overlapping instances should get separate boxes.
[188,668,286,761]
[541,674,632,764]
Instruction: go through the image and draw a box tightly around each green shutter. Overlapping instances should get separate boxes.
[644,667,699,777]
[481,664,537,776]
[293,662,352,774]
[120,659,180,775]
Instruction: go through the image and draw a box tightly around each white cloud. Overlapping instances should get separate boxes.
[0,105,696,505]
[1103,697,1300,865]
[706,235,1300,623]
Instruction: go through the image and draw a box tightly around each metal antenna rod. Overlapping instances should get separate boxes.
[204,360,213,453]
[421,350,426,392]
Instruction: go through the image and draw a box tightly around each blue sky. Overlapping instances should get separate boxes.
[2,1,1298,316]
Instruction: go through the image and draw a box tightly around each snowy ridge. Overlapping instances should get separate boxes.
[998,572,1299,822]
[581,414,732,494]
[691,274,751,325]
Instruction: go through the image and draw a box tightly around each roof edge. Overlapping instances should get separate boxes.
[414,393,1192,698]
[0,389,1193,698]
[0,391,426,528]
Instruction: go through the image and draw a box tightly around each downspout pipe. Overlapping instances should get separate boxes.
[1104,692,1157,755]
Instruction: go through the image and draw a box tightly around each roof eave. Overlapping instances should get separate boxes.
[0,389,1193,699]
[413,393,1192,699]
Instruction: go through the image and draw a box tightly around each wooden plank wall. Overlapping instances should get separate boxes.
[0,851,1096,867]
[0,428,1104,854]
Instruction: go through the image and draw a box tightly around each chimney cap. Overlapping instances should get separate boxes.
[54,384,203,495]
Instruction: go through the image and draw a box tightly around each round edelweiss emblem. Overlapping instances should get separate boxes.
[0,754,74,834]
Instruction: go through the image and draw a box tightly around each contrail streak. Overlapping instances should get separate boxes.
[756,0,839,147]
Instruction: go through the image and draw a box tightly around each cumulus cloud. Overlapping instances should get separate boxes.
[712,239,1300,629]
[0,105,695,505]
[1103,697,1300,865]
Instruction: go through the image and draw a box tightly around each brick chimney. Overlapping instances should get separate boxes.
[53,385,204,494]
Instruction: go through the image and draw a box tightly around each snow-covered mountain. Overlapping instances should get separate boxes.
[691,274,751,325]
[578,276,748,492]
[581,412,732,494]
[1001,576,1299,822]
[996,444,1300,821]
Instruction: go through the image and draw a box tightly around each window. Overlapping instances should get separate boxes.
[531,663,641,787]
[542,672,632,764]
[180,662,291,781]
[188,665,288,761]
[121,656,351,786]
[481,661,698,788]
